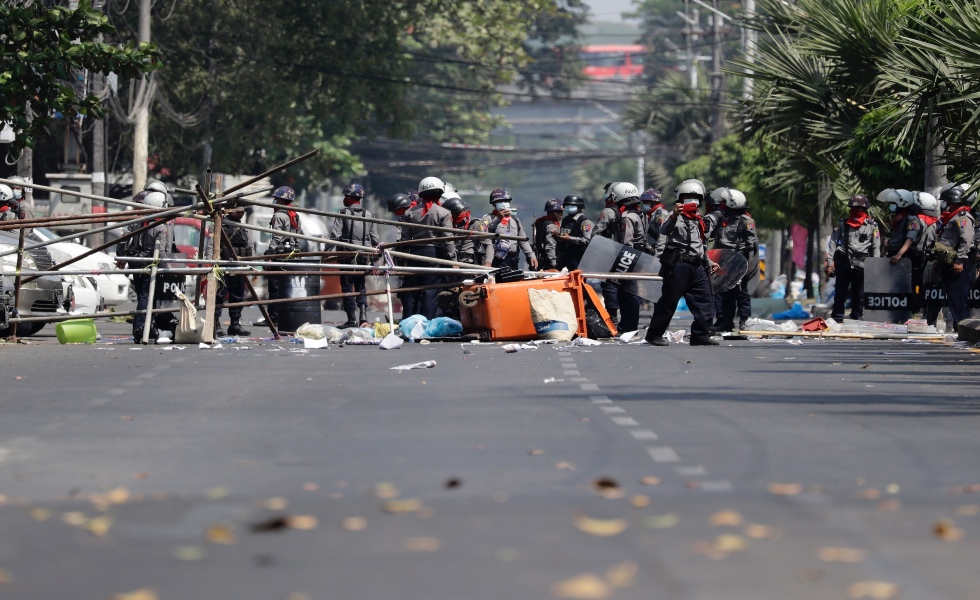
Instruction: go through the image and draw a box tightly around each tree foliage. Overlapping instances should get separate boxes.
[0,0,159,153]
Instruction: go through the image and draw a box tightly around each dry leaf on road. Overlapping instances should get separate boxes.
[644,513,679,529]
[933,519,964,541]
[574,515,628,537]
[768,483,803,496]
[630,495,650,509]
[0,568,11,584]
[743,524,774,539]
[818,547,867,563]
[710,510,744,527]
[206,523,236,544]
[529,449,545,456]
[847,580,901,599]
[287,515,318,531]
[372,483,399,499]
[551,573,611,600]
[111,589,158,600]
[592,477,624,499]
[342,517,367,531]
[713,534,747,552]
[381,499,423,514]
[955,504,980,517]
[556,462,576,471]
[86,516,113,538]
[259,497,288,511]
[29,507,50,522]
[605,561,638,589]
[639,476,660,486]
[405,536,441,551]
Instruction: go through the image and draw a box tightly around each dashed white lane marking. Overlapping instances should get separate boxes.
[699,480,734,492]
[89,398,111,407]
[563,370,581,376]
[137,372,157,379]
[677,466,707,476]
[630,429,659,440]
[647,447,681,463]
[579,383,600,391]
[107,388,127,396]
[570,377,590,382]
[600,406,626,414]
[590,395,612,404]
[153,364,171,370]
[611,416,639,426]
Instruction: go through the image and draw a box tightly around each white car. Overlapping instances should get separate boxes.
[32,227,131,306]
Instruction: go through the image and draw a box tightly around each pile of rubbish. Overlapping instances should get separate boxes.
[739,316,943,339]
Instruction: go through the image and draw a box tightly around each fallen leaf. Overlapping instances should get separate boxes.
[950,483,980,494]
[630,494,650,508]
[29,507,50,522]
[933,519,964,541]
[121,416,134,421]
[605,561,638,589]
[0,494,7,505]
[382,499,423,514]
[713,534,747,552]
[818,547,867,563]
[14,376,22,380]
[877,499,901,512]
[885,483,900,495]
[105,487,130,504]
[639,476,660,486]
[171,545,205,561]
[861,363,871,369]
[551,573,611,599]
[693,540,729,560]
[62,511,88,527]
[743,524,774,539]
[303,483,319,492]
[0,568,11,584]
[847,580,901,599]
[644,513,679,529]
[372,483,399,499]
[528,449,545,456]
[860,489,882,500]
[204,486,229,500]
[768,483,803,496]
[405,536,441,551]
[287,594,311,600]
[341,517,367,531]
[574,515,628,537]
[556,461,576,471]
[444,477,462,489]
[710,509,744,527]
[955,504,980,517]
[592,477,623,499]
[207,523,236,544]
[134,472,149,480]
[111,589,158,600]
[286,515,318,530]
[259,497,288,511]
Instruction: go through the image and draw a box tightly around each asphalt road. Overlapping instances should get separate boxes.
[1,309,979,600]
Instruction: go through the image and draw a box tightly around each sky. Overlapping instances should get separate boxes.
[584,0,638,22]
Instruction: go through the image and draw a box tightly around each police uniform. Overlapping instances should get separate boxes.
[266,208,302,327]
[887,211,932,313]
[827,215,881,320]
[453,213,492,265]
[934,208,976,326]
[593,204,622,319]
[644,209,716,344]
[713,210,759,330]
[209,213,253,333]
[533,215,561,270]
[401,201,456,319]
[617,208,648,332]
[117,218,174,340]
[0,198,27,222]
[481,213,534,270]
[556,212,593,270]
[645,204,671,257]
[330,204,380,322]
[703,208,723,239]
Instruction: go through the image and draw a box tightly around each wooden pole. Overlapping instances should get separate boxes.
[9,228,26,340]
[222,150,319,196]
[140,248,160,344]
[218,229,280,339]
[202,208,221,343]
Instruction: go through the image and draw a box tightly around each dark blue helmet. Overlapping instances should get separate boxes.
[490,188,512,204]
[544,198,563,212]
[343,183,365,199]
[272,186,295,203]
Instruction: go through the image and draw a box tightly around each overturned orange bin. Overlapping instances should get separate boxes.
[458,270,618,341]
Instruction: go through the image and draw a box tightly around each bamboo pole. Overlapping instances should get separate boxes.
[736,330,946,340]
[222,150,319,196]
[202,208,221,344]
[217,226,280,339]
[10,228,26,340]
[140,248,160,345]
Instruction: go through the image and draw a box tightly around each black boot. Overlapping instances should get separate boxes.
[358,306,368,325]
[214,322,226,338]
[737,317,747,331]
[227,320,251,336]
[340,309,358,329]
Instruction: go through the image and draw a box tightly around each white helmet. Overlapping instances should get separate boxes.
[708,187,732,205]
[604,182,621,202]
[727,189,747,209]
[418,176,445,196]
[143,191,167,208]
[915,191,938,211]
[610,182,640,203]
[675,179,706,203]
[0,184,12,202]
[7,176,26,199]
[876,188,915,208]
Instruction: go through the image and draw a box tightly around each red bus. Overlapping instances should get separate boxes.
[580,45,646,81]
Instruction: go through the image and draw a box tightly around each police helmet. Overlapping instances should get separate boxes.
[876,188,915,208]
[563,194,585,208]
[442,187,461,202]
[0,184,12,203]
[143,191,167,208]
[132,190,149,204]
[7,176,26,198]
[441,197,468,217]
[939,182,975,206]
[272,186,296,203]
[848,194,871,209]
[675,179,707,203]
[544,198,564,212]
[489,188,512,205]
[611,182,640,204]
[727,189,748,210]
[343,183,365,199]
[915,191,939,213]
[387,193,411,212]
[407,189,420,206]
[708,187,732,206]
[640,188,661,203]
[145,180,168,194]
[418,176,445,197]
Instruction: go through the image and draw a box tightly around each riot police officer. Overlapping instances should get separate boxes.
[265,186,301,328]
[641,188,669,257]
[933,183,976,327]
[442,196,491,266]
[887,191,939,314]
[387,193,415,319]
[330,183,380,328]
[556,195,593,270]
[644,179,719,346]
[480,189,537,270]
[593,183,622,321]
[533,198,564,270]
[0,184,27,221]
[826,194,881,321]
[401,176,457,319]
[210,206,253,337]
[703,190,724,238]
[612,182,647,332]
[712,188,758,331]
[116,190,174,343]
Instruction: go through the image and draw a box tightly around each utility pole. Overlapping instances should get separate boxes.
[132,0,151,193]
[680,1,700,89]
[91,0,107,245]
[709,0,725,142]
[743,0,756,99]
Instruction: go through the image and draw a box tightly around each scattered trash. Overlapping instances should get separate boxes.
[550,572,611,599]
[619,330,638,343]
[772,301,810,320]
[847,580,901,599]
[295,323,325,340]
[573,337,602,346]
[502,343,538,352]
[198,342,222,350]
[786,339,803,345]
[667,330,686,344]
[543,377,564,384]
[425,317,463,338]
[379,333,403,350]
[530,339,557,345]
[390,361,437,371]
[302,337,329,350]
[574,514,628,537]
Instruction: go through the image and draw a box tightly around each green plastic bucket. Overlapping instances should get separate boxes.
[56,318,98,344]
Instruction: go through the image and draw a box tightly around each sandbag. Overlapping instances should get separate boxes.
[528,288,576,341]
[174,291,204,344]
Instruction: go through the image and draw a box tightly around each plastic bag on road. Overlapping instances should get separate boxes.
[399,315,429,339]
[295,323,325,340]
[390,360,437,371]
[528,288,576,341]
[424,317,463,338]
[380,334,403,350]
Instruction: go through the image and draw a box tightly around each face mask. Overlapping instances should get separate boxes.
[941,201,948,211]
[494,202,511,212]
[12,190,22,200]
[565,205,578,214]
[888,204,897,214]
[642,203,653,211]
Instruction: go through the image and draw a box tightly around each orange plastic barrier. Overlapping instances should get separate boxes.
[458,271,617,341]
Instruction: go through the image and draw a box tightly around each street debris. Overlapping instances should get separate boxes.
[381,498,423,514]
[572,337,602,347]
[639,476,661,486]
[847,580,902,599]
[111,589,158,600]
[390,361,437,371]
[709,509,744,527]
[933,519,964,541]
[171,545,205,561]
[502,343,537,352]
[818,547,867,563]
[341,517,367,531]
[543,377,565,383]
[248,515,319,532]
[767,482,803,496]
[573,514,628,537]
[644,513,679,529]
[592,477,623,499]
[206,523,236,545]
[405,536,441,551]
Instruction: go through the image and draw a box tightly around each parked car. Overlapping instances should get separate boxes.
[0,230,69,337]
[31,227,130,307]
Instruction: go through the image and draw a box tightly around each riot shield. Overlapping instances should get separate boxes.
[706,249,749,293]
[579,236,662,301]
[863,257,912,323]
